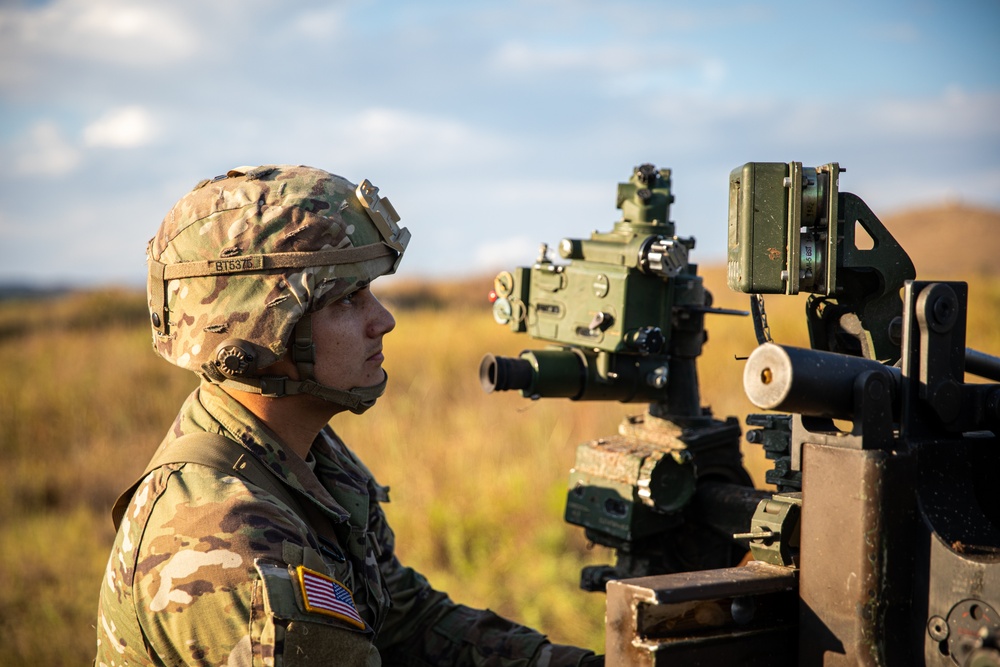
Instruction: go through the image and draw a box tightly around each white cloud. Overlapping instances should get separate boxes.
[334,108,516,167]
[464,179,613,267]
[12,121,82,176]
[288,7,345,40]
[867,87,1000,140]
[635,85,1000,161]
[1,0,997,286]
[83,106,159,148]
[493,42,588,72]
[473,235,541,272]
[0,0,198,68]
[701,58,727,87]
[489,38,729,99]
[491,41,644,74]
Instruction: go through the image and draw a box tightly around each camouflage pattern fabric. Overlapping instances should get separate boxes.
[148,165,403,374]
[96,382,595,666]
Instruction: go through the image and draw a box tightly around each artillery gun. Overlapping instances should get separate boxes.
[480,162,1000,665]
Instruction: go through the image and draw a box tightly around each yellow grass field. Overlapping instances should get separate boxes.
[2,263,999,663]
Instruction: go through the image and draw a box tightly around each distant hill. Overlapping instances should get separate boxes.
[880,202,999,279]
[0,284,71,301]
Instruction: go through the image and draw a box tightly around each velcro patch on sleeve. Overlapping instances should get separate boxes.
[295,566,366,630]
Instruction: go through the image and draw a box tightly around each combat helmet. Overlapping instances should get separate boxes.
[146,164,410,413]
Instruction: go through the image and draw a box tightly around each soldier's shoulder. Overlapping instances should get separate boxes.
[138,462,316,561]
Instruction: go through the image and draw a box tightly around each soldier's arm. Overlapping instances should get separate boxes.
[324,433,598,665]
[370,506,595,666]
[131,464,380,666]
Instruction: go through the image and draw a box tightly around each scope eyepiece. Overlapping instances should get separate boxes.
[479,354,534,393]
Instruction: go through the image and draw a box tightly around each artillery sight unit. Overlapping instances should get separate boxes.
[480,162,1000,665]
[481,164,761,589]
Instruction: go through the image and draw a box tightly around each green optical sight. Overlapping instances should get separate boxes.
[481,163,743,413]
[480,164,754,590]
[727,161,916,362]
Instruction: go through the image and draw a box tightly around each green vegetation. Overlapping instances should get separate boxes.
[3,270,999,663]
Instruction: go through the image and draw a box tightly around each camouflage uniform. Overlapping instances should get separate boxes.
[96,165,595,666]
[96,382,593,666]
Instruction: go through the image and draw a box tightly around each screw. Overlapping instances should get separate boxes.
[928,615,949,642]
[932,297,955,327]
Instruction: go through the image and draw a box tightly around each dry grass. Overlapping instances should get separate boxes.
[0,304,197,663]
[3,244,1000,662]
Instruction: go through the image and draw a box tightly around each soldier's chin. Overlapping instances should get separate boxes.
[354,369,388,390]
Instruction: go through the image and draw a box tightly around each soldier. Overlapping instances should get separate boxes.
[96,165,599,666]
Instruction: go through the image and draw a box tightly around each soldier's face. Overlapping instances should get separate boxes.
[310,285,395,391]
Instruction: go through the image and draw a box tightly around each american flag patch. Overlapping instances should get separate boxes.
[295,566,365,629]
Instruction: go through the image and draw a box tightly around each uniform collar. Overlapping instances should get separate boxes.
[177,381,352,524]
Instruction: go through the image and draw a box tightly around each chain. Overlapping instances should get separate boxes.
[750,293,773,345]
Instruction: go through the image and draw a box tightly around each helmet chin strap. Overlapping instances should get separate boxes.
[200,312,387,414]
[288,375,386,414]
[286,311,389,414]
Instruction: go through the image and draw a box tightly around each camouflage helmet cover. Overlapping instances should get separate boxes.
[147,165,409,375]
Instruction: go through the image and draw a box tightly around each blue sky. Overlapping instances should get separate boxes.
[1,0,998,286]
